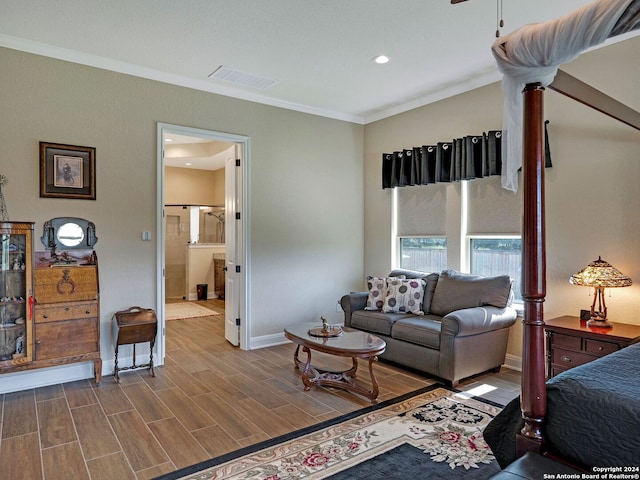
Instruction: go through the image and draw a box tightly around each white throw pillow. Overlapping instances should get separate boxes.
[365,276,389,310]
[382,277,426,314]
[365,275,405,310]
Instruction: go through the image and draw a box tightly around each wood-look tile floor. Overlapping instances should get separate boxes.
[0,299,520,479]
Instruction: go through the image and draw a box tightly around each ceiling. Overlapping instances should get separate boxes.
[163,133,231,170]
[2,0,626,126]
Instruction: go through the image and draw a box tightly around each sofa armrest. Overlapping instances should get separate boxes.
[441,306,517,337]
[340,292,368,327]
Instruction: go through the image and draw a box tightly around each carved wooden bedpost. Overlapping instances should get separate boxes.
[517,82,547,455]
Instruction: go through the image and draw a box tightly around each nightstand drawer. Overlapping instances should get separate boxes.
[551,333,582,350]
[552,348,593,369]
[584,339,618,356]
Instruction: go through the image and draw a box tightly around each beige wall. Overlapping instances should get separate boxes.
[0,47,364,388]
[2,35,636,388]
[165,166,224,206]
[212,168,224,206]
[363,37,640,361]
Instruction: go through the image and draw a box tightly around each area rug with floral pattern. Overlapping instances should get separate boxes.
[155,384,503,480]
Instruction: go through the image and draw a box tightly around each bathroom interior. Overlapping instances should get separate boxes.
[163,134,233,304]
[165,205,225,301]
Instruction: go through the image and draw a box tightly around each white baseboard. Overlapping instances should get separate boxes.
[187,294,219,301]
[0,354,155,394]
[249,332,290,350]
[0,362,96,394]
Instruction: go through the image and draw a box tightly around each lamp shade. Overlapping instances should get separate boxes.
[569,256,632,288]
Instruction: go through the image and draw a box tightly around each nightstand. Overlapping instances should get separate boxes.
[545,315,640,378]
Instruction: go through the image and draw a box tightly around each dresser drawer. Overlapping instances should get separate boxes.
[34,318,99,361]
[551,364,570,376]
[584,339,619,356]
[545,316,640,379]
[34,266,98,303]
[551,333,582,350]
[34,302,98,323]
[552,348,594,370]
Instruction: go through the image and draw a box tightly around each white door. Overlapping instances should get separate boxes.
[224,145,240,346]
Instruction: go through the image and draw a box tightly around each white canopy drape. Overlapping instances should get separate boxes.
[491,0,639,192]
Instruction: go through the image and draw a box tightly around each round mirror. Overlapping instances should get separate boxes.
[57,222,85,247]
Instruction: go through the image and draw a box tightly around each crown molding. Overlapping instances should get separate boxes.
[0,34,364,125]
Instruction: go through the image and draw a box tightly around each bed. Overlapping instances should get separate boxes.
[484,0,640,472]
[485,342,640,469]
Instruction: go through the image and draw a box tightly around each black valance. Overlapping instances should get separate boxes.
[382,124,552,189]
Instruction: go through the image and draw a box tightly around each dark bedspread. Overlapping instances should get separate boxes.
[484,342,640,469]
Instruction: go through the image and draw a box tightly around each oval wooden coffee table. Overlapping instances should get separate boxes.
[284,322,386,403]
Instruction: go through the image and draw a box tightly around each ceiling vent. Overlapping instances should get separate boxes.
[208,66,277,90]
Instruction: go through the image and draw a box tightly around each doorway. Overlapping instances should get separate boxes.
[156,123,250,364]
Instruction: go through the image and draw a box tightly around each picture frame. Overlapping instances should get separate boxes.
[40,142,96,200]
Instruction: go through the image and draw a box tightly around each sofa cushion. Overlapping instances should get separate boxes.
[430,270,512,317]
[351,310,407,336]
[391,316,442,349]
[388,269,431,279]
[422,273,440,314]
[382,277,426,314]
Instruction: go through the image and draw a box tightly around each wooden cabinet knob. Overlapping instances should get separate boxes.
[561,355,571,363]
[43,314,48,319]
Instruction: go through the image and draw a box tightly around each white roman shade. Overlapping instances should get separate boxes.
[396,184,447,236]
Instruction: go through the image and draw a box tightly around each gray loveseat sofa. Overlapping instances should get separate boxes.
[340,269,518,387]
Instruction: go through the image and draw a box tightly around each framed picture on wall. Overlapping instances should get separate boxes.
[40,142,96,200]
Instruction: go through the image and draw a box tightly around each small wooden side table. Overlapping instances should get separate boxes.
[545,315,640,378]
[112,306,157,383]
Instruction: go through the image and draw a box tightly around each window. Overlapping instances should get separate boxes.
[399,237,447,273]
[470,237,522,302]
[393,178,522,303]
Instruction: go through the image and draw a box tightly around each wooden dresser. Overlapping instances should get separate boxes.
[33,249,102,383]
[545,315,640,378]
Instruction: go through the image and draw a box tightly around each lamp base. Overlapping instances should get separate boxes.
[586,318,612,329]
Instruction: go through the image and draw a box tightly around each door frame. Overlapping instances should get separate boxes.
[156,123,250,362]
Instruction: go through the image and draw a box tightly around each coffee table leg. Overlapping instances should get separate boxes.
[300,346,314,391]
[344,357,358,379]
[293,344,301,369]
[368,355,380,403]
[292,344,316,390]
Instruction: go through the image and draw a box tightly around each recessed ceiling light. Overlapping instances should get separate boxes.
[373,55,390,64]
[185,162,192,166]
[165,138,173,142]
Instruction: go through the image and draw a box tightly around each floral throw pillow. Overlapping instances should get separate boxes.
[382,277,426,315]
